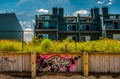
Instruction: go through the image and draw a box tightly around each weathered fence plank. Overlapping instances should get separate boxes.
[0,53,31,72]
[31,52,36,79]
[89,53,120,73]
[83,52,88,76]
[0,52,119,77]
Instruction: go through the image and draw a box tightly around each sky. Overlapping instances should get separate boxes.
[0,0,120,41]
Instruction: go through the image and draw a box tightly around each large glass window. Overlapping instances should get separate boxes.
[43,22,49,27]
[80,25,86,31]
[41,16,50,20]
[43,34,48,38]
[66,18,76,22]
[114,22,118,29]
[110,16,116,19]
[38,34,48,39]
[86,25,90,31]
[80,36,90,41]
[67,25,72,31]
[67,24,76,31]
[49,22,57,29]
[67,36,76,41]
[113,34,120,40]
[45,16,50,20]
[118,22,120,29]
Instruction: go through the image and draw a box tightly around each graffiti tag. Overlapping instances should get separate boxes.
[0,57,16,71]
[36,55,80,72]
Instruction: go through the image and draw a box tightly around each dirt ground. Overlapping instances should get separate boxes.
[0,75,120,79]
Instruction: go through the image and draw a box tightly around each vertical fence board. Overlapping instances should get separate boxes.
[22,54,25,71]
[28,54,31,72]
[13,54,18,71]
[114,55,119,73]
[18,55,23,72]
[89,54,93,72]
[99,55,105,72]
[78,55,83,72]
[96,54,100,72]
[104,55,109,73]
[83,52,88,76]
[110,55,115,73]
[9,54,14,71]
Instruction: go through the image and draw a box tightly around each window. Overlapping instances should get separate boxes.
[38,22,43,28]
[67,25,72,31]
[116,16,119,19]
[67,24,76,31]
[43,22,49,27]
[67,36,76,41]
[45,16,50,20]
[38,34,48,39]
[113,34,120,40]
[80,36,90,41]
[80,25,86,31]
[66,19,76,22]
[67,36,73,40]
[38,22,49,28]
[110,16,116,19]
[41,16,50,20]
[43,34,48,38]
[114,22,118,29]
[118,22,120,29]
[49,22,57,29]
[86,25,90,31]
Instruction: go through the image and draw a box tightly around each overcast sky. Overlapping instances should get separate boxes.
[0,0,120,41]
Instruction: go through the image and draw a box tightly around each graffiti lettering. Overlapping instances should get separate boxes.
[36,55,80,72]
[0,57,16,71]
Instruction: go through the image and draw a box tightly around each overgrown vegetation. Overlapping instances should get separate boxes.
[0,40,22,51]
[0,38,120,53]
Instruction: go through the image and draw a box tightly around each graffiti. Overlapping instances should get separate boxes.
[36,55,80,72]
[0,57,16,71]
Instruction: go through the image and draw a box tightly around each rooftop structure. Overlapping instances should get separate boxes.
[0,13,23,41]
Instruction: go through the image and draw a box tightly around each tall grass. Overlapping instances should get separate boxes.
[0,38,120,53]
[0,40,22,51]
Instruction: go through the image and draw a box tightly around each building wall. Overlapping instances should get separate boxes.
[35,7,120,41]
[0,13,23,41]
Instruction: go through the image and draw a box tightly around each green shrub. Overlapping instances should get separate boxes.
[40,39,54,52]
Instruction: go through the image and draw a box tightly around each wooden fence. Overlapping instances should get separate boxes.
[0,52,119,79]
[0,53,31,72]
[89,53,120,73]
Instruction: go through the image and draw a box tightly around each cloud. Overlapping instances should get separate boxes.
[0,9,15,13]
[97,0,105,4]
[17,0,28,6]
[58,0,69,2]
[50,0,69,4]
[106,0,113,5]
[16,11,26,15]
[24,28,33,42]
[19,20,34,42]
[19,20,34,29]
[36,9,49,13]
[73,10,88,16]
[32,19,35,24]
[49,0,70,8]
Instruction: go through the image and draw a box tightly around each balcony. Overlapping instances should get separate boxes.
[79,30,100,33]
[36,15,51,21]
[35,26,58,32]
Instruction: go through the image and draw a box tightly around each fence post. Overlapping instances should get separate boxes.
[31,52,36,79]
[83,52,89,76]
